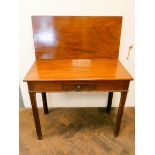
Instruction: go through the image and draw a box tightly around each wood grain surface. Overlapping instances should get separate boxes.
[32,16,122,59]
[20,107,135,155]
[24,59,133,81]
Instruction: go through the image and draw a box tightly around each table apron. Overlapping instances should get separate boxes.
[27,80,130,92]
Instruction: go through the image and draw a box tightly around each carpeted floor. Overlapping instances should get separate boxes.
[20,107,135,155]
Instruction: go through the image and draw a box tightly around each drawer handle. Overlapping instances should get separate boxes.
[76,84,81,91]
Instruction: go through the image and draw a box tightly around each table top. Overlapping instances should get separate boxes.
[32,16,122,60]
[24,59,133,82]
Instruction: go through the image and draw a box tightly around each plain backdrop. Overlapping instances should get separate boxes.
[19,0,134,108]
[2,0,155,155]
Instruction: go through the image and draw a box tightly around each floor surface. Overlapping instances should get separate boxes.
[20,107,135,155]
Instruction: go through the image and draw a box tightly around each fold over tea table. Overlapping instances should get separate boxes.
[23,16,133,139]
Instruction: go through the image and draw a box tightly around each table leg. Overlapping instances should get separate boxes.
[41,92,48,114]
[114,91,128,137]
[29,92,42,139]
[106,92,113,112]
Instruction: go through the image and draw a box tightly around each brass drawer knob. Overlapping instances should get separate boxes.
[76,84,81,91]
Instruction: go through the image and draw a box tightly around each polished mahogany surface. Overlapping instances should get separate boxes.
[32,16,122,59]
[24,16,133,139]
[24,59,133,81]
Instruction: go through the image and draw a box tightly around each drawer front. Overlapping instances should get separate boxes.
[62,83,96,91]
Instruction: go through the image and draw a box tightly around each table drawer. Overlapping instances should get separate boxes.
[62,82,96,91]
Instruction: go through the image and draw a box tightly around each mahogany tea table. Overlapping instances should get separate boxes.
[23,16,133,139]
